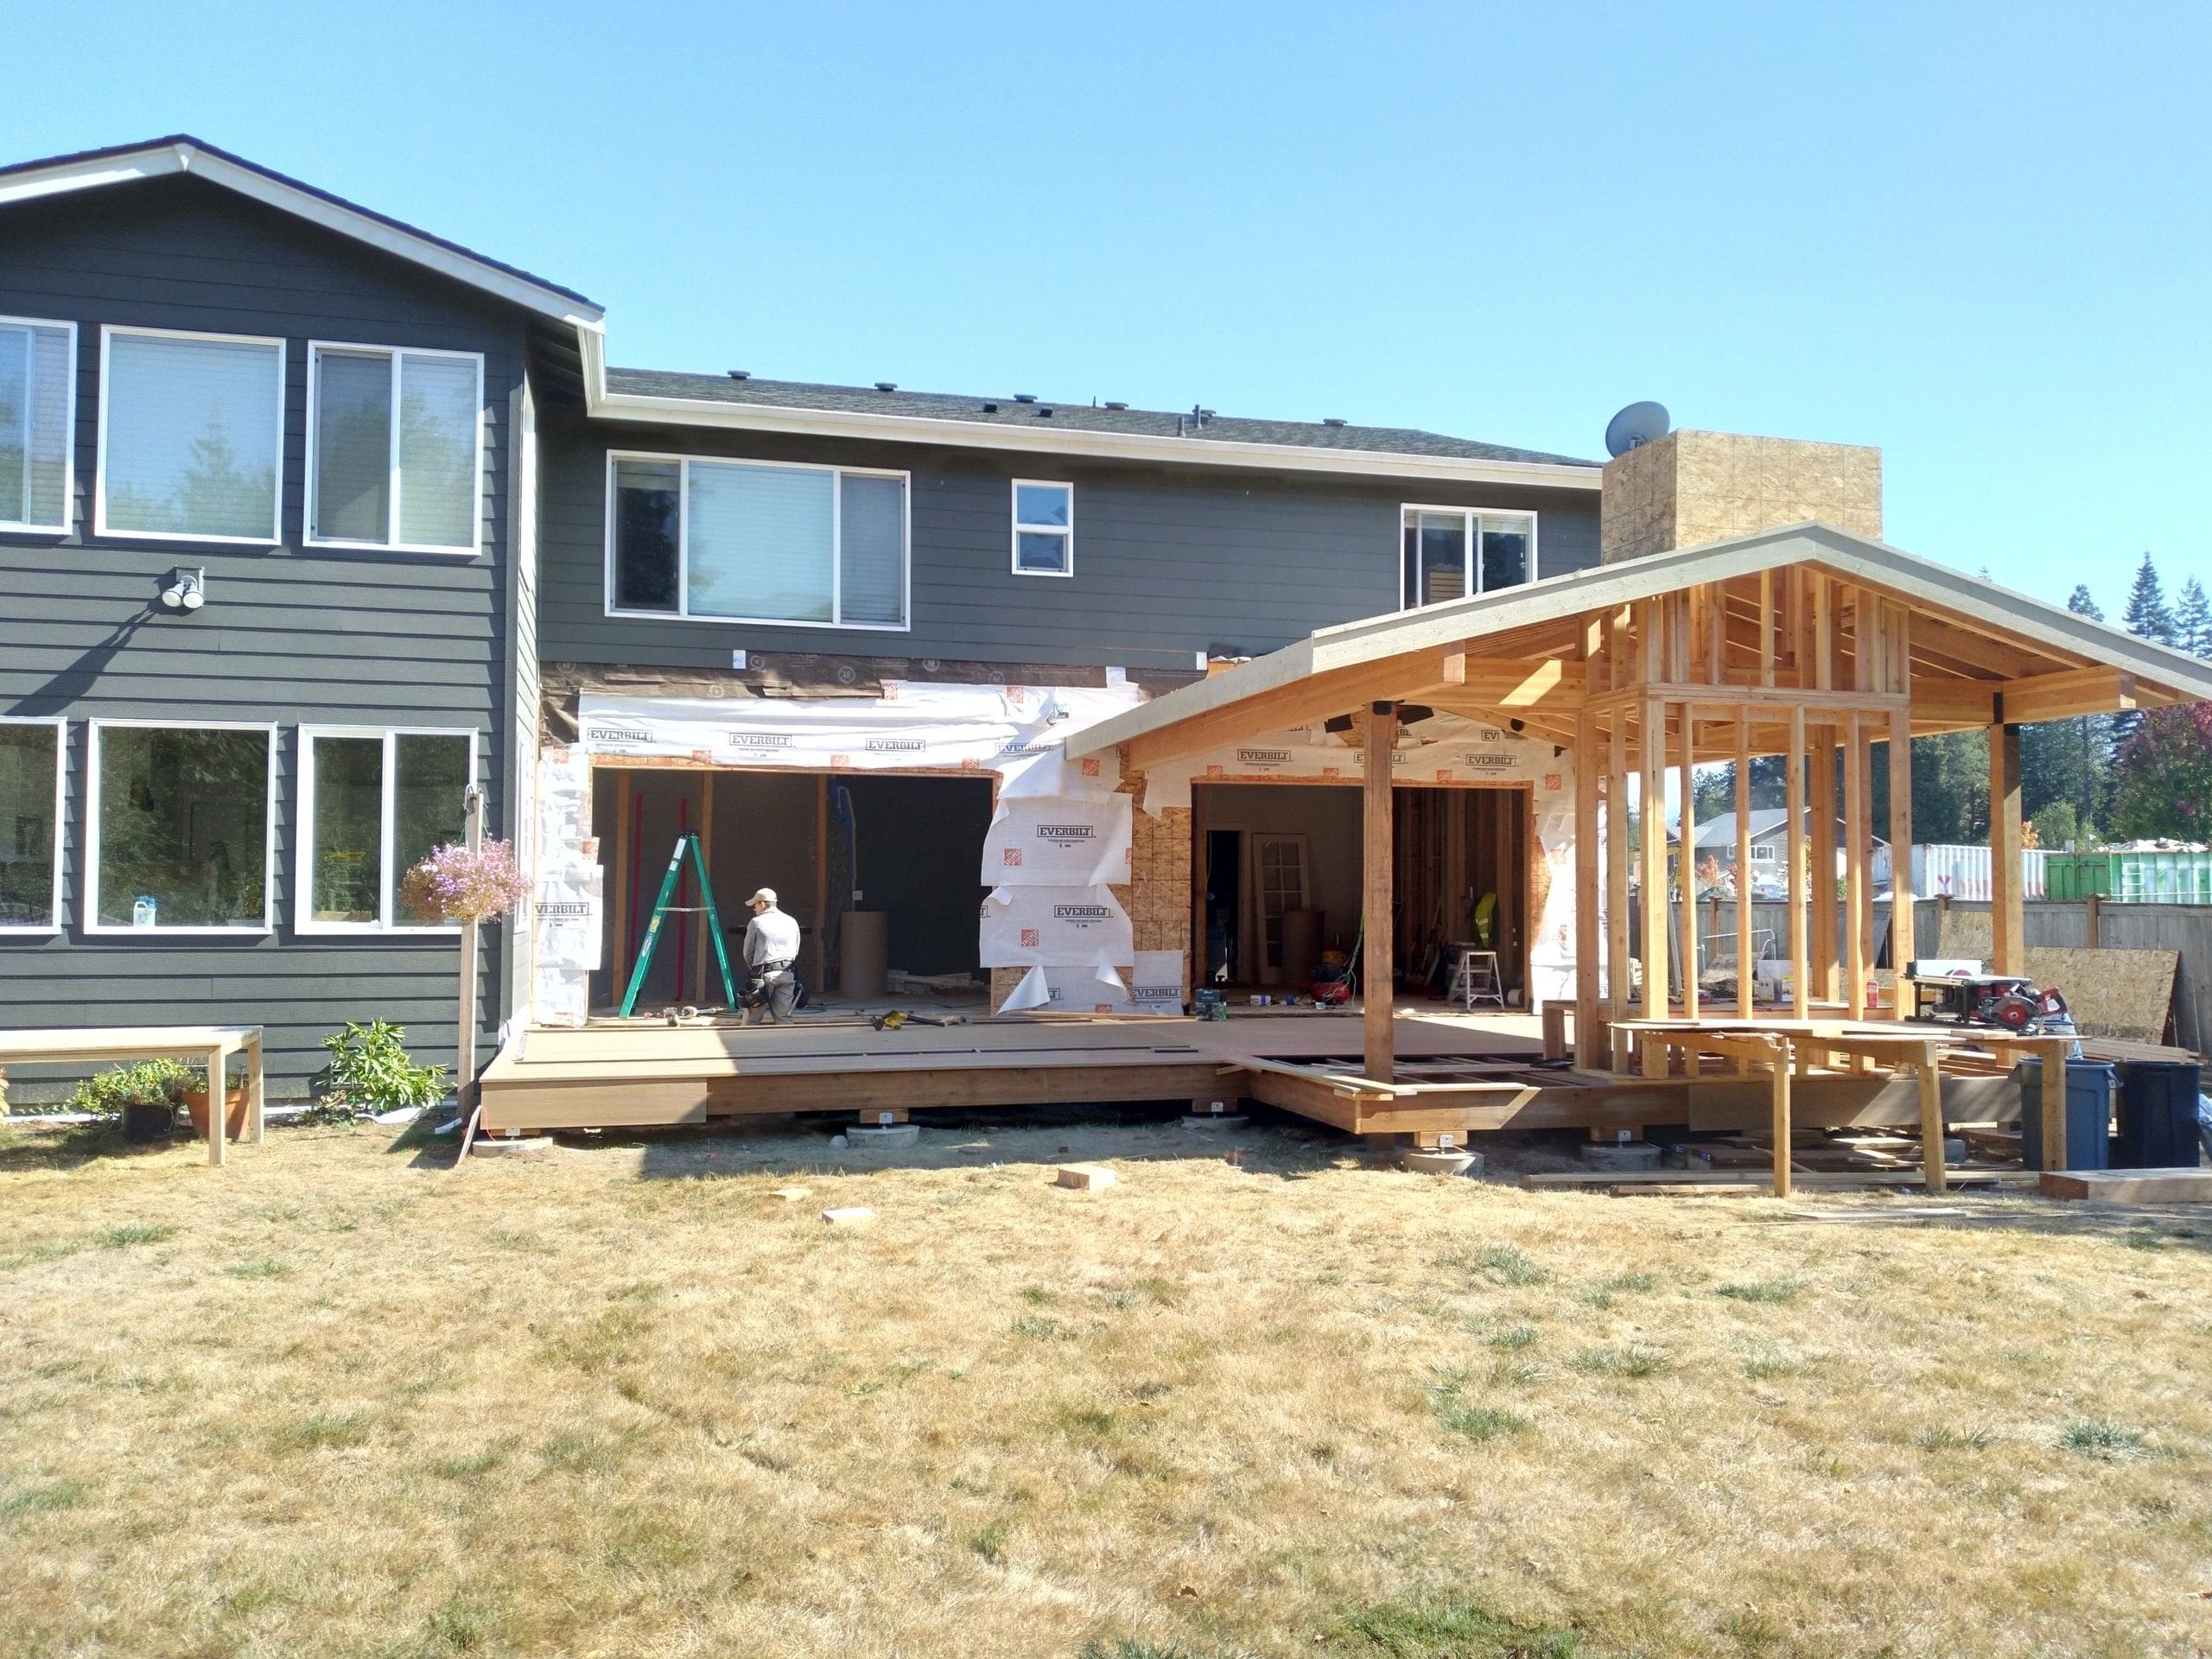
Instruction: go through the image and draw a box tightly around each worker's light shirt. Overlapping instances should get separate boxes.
[743,906,802,967]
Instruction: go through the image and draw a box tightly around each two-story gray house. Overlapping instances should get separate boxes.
[0,136,1604,1093]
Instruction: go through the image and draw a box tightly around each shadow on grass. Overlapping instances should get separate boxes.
[0,1119,176,1173]
[1765,1190,2212,1255]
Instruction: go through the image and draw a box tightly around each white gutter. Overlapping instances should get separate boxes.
[578,330,1601,490]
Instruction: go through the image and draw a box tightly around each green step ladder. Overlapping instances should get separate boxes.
[619,831,739,1017]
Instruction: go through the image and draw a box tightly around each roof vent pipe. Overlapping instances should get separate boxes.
[727,369,750,380]
[1322,417,1347,428]
[874,381,896,392]
[1014,392,1038,404]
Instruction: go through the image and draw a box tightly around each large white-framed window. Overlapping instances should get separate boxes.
[96,326,285,545]
[85,720,276,935]
[0,716,66,931]
[0,316,76,534]
[1010,479,1073,577]
[605,451,910,631]
[1399,505,1539,609]
[297,726,476,932]
[306,343,484,555]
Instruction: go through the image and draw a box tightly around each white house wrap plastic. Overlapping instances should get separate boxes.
[1129,950,1185,1015]
[531,747,598,1028]
[982,791,1133,887]
[997,962,1135,1015]
[978,886,1132,968]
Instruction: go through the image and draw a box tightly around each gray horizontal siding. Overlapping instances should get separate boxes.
[537,416,1603,672]
[0,175,531,1090]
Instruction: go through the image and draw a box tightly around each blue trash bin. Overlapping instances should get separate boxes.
[2115,1061,2204,1169]
[2014,1058,2114,1172]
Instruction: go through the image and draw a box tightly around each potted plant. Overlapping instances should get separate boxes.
[69,1059,193,1143]
[181,1058,251,1142]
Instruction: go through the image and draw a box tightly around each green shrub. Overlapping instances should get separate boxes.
[316,1020,448,1115]
[64,1059,193,1118]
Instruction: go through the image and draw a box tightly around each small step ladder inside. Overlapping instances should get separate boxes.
[1448,947,1505,1011]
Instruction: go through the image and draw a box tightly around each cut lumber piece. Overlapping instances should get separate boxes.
[820,1206,875,1226]
[2038,1168,2212,1204]
[1055,1163,1118,1191]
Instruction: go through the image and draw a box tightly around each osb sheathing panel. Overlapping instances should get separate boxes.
[1936,909,2178,1044]
[1601,430,1883,563]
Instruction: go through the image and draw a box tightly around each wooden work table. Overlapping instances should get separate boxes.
[0,1026,266,1167]
[1611,1017,2074,1197]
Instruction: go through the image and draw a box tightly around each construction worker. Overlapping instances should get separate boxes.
[740,887,802,1024]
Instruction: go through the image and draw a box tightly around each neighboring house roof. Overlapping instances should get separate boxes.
[1069,520,2212,760]
[0,135,604,327]
[604,367,1600,471]
[1671,810,1883,851]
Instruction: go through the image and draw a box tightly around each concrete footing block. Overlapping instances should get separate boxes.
[1056,1163,1118,1191]
[1180,1114,1249,1131]
[1402,1147,1482,1177]
[471,1135,554,1160]
[849,1122,921,1145]
[1580,1141,1662,1171]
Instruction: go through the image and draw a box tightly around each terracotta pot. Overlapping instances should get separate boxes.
[183,1085,250,1141]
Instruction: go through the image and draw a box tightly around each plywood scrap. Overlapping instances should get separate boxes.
[2039,1168,2212,1204]
[1055,1163,1118,1191]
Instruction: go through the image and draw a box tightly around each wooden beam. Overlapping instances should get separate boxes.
[1363,702,1397,1084]
[1770,1048,1794,1198]
[1812,725,1839,1001]
[1123,647,1462,772]
[1758,571,1776,687]
[1677,699,1698,1021]
[1990,720,2024,976]
[1640,698,1670,1075]
[1999,666,2139,725]
[1910,677,2000,728]
[696,772,715,1002]
[1844,713,1868,1020]
[611,767,632,999]
[1735,709,1754,1020]
[1574,707,1602,1069]
[1787,704,1808,1016]
[1917,1040,1947,1194]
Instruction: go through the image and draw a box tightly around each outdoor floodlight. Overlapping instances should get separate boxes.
[160,569,207,613]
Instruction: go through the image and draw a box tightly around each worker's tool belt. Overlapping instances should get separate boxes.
[740,961,795,1007]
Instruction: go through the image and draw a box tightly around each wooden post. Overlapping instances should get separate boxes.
[1758,571,1776,687]
[205,1039,228,1168]
[1917,1040,1947,1194]
[244,1028,265,1147]
[1769,1038,1793,1198]
[1990,720,2024,976]
[611,769,632,998]
[457,785,484,1116]
[695,773,715,1002]
[1573,709,1602,1069]
[1786,706,1808,1017]
[2085,891,2101,950]
[1363,702,1397,1084]
[1888,704,1915,1011]
[2037,1034,2069,1172]
[1845,713,1868,1020]
[1605,710,1632,1072]
[1812,728,1839,1002]
[814,772,831,991]
[1735,710,1754,1020]
[1677,702,1698,1021]
[1640,699,1670,1077]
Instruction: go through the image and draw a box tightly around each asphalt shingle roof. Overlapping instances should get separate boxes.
[605,368,1601,467]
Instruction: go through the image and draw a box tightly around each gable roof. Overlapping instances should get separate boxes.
[601,367,1601,478]
[1068,520,2212,760]
[1672,810,1877,849]
[0,136,603,327]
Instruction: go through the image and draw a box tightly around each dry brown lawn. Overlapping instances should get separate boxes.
[3,1111,2210,1659]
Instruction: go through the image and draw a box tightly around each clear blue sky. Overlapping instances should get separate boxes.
[10,2,2208,612]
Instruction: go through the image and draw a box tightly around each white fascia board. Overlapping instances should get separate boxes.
[1069,522,2212,757]
[583,379,1600,493]
[0,142,603,330]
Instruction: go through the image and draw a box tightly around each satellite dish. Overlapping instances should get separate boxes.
[1605,400,1671,458]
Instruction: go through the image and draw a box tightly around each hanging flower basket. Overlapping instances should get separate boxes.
[400,838,533,925]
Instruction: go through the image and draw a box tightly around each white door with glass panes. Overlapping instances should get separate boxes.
[1247,833,1311,986]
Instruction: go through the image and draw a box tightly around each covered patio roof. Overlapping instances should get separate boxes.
[1066,522,2212,771]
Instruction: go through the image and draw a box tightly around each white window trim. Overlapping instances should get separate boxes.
[93,324,287,547]
[1009,478,1074,578]
[83,718,277,936]
[601,448,912,632]
[1398,504,1541,610]
[296,725,478,935]
[0,715,67,933]
[303,341,486,556]
[0,315,77,537]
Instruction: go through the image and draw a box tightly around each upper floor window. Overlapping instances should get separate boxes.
[98,327,283,544]
[0,316,75,533]
[1401,506,1538,608]
[607,453,908,630]
[1012,480,1072,576]
[308,344,483,554]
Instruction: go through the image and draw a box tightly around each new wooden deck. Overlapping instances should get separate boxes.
[474,1007,2025,1141]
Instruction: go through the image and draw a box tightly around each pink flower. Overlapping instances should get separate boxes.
[400,839,533,924]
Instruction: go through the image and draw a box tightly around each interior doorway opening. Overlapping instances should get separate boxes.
[588,766,991,1015]
[1192,781,1530,1005]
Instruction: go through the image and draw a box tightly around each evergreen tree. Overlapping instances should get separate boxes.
[2122,553,2177,646]
[2175,575,2212,660]
[2057,582,2116,832]
[2066,584,2103,623]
